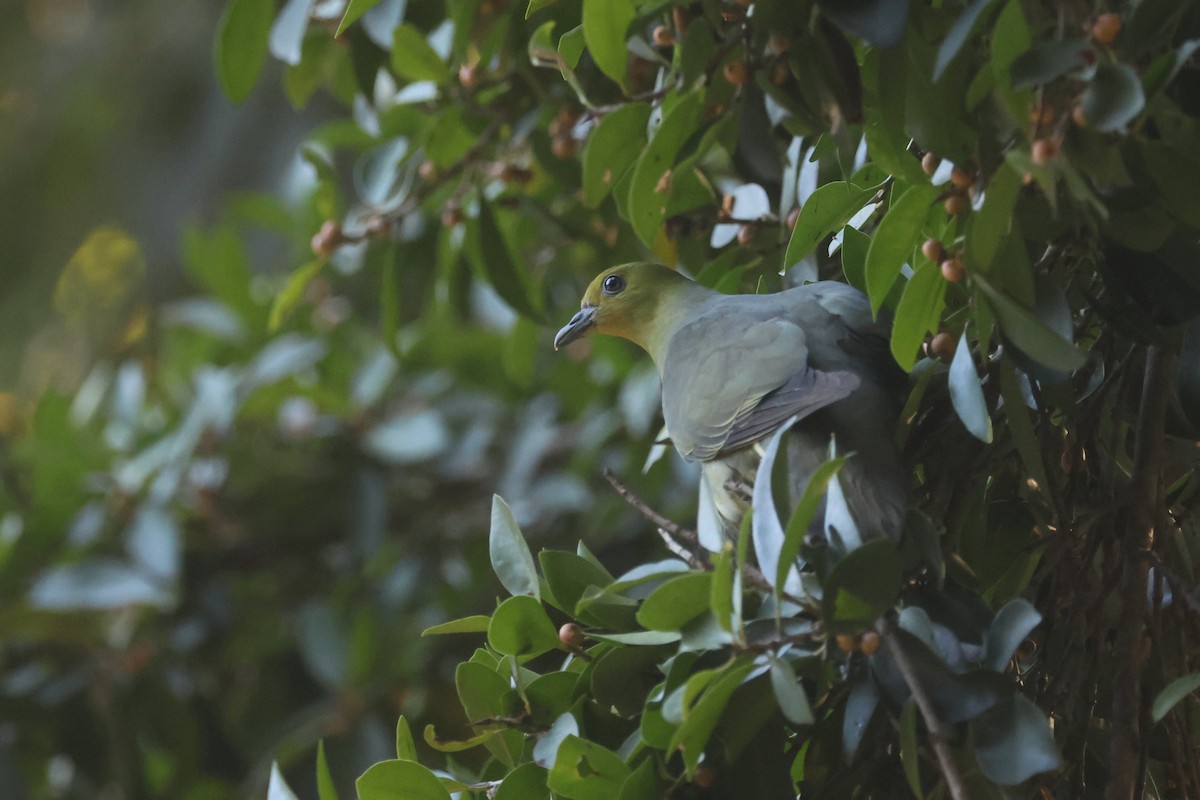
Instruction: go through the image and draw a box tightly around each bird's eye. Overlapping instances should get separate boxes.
[602,274,626,295]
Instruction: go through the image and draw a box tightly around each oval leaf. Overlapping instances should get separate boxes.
[865,184,939,313]
[949,332,993,443]
[488,595,560,658]
[489,495,539,599]
[1152,673,1200,723]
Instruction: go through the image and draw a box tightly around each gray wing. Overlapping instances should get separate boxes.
[661,305,858,461]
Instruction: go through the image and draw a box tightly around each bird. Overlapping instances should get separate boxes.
[554,262,906,545]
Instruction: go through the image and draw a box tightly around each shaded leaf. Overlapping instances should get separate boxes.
[1011,39,1092,89]
[972,695,1062,785]
[934,0,1000,81]
[1080,61,1145,132]
[975,275,1086,371]
[891,261,947,371]
[842,678,880,761]
[1153,672,1200,723]
[984,598,1041,672]
[769,655,814,725]
[949,332,993,443]
[899,701,923,799]
[823,540,903,631]
[547,735,631,800]
[635,572,712,631]
[816,0,909,48]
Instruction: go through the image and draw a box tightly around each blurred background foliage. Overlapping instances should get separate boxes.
[1,0,1200,799]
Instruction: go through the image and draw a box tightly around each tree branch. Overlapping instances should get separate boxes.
[1106,344,1175,800]
[876,618,968,800]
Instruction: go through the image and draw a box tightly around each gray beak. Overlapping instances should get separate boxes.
[554,306,597,350]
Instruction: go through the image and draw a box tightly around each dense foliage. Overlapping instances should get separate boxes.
[4,0,1200,798]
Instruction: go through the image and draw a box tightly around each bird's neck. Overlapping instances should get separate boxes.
[636,280,714,366]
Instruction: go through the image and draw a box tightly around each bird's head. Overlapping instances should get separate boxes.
[553,262,693,353]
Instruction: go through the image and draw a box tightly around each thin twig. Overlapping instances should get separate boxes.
[876,618,969,800]
[602,468,808,605]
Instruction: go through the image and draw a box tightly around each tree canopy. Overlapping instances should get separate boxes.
[3,1,1200,799]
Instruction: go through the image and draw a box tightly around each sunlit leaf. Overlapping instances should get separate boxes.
[489,495,540,599]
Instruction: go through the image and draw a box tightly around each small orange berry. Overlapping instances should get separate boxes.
[551,135,577,159]
[921,239,944,263]
[921,152,940,176]
[1072,105,1088,128]
[558,623,585,650]
[941,255,966,283]
[859,631,881,656]
[418,160,437,181]
[950,165,973,190]
[786,206,801,229]
[652,25,675,47]
[458,63,478,88]
[930,331,956,362]
[768,34,789,55]
[836,634,857,653]
[1092,13,1122,45]
[944,193,967,216]
[440,206,465,228]
[723,59,749,86]
[1031,138,1059,166]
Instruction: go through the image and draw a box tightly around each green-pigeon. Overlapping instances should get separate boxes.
[554,262,906,545]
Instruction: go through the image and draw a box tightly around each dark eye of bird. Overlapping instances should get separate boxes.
[602,274,625,295]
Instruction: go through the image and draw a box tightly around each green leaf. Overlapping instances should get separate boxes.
[391,24,449,85]
[356,759,452,800]
[456,660,518,723]
[1140,142,1200,229]
[710,543,735,633]
[779,456,849,590]
[489,495,540,599]
[934,0,1000,81]
[395,717,417,761]
[628,91,703,247]
[422,724,498,752]
[336,0,381,36]
[998,358,1049,493]
[899,701,923,799]
[214,0,274,103]
[495,763,550,800]
[1080,61,1145,133]
[582,0,634,88]
[589,630,681,645]
[316,741,340,800]
[592,645,674,718]
[422,615,492,636]
[949,332,993,443]
[984,598,1041,672]
[1153,673,1200,723]
[488,595,560,658]
[268,762,300,800]
[668,659,755,775]
[547,736,631,800]
[472,203,544,320]
[865,184,939,313]
[768,655,814,725]
[841,224,871,293]
[526,0,558,19]
[823,540,903,631]
[784,181,880,268]
[268,260,323,332]
[974,276,1086,372]
[891,261,947,371]
[539,550,613,615]
[635,572,712,631]
[972,695,1063,785]
[816,0,909,48]
[582,104,651,208]
[966,165,1020,272]
[1011,39,1092,89]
